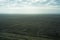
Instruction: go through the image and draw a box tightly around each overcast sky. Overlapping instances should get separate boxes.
[0,0,60,14]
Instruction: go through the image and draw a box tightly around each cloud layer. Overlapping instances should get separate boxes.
[0,0,60,7]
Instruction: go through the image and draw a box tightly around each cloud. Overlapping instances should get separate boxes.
[0,0,60,14]
[0,0,60,7]
[47,0,60,6]
[0,7,60,14]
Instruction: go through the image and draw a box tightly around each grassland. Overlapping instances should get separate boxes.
[0,14,60,40]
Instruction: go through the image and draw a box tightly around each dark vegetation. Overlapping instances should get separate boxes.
[0,14,60,40]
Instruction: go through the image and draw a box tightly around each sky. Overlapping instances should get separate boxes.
[0,0,60,14]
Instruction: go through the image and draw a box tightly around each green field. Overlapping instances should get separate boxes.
[0,14,60,40]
